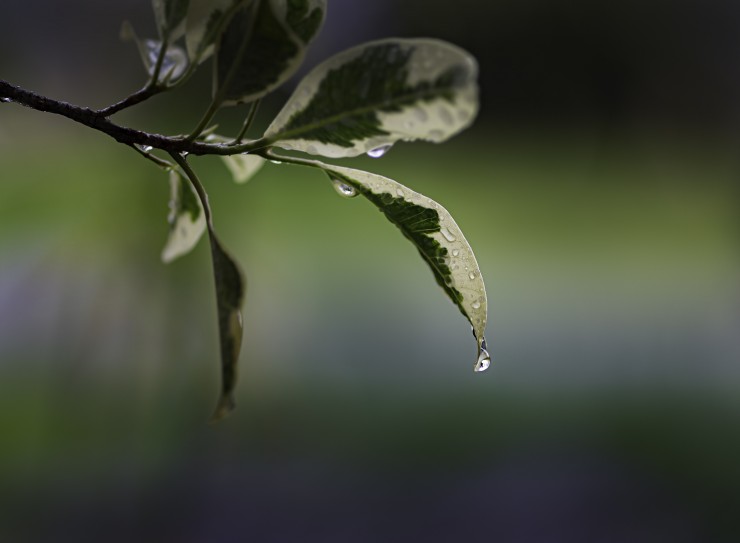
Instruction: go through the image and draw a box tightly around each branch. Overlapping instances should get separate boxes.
[0,80,270,156]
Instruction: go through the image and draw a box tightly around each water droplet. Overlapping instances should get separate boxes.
[330,177,357,198]
[414,107,429,123]
[135,143,153,153]
[367,144,392,158]
[472,300,481,309]
[468,271,476,280]
[452,249,460,257]
[438,106,454,126]
[270,160,282,165]
[474,341,491,373]
[440,227,457,242]
[0,97,11,103]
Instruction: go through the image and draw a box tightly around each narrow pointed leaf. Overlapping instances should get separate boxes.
[185,0,252,63]
[162,169,207,263]
[215,0,327,105]
[265,39,479,158]
[152,0,191,39]
[208,230,245,422]
[322,164,488,358]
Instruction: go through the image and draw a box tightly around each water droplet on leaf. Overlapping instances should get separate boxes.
[330,177,357,198]
[367,145,392,158]
[440,227,457,242]
[452,249,460,257]
[468,271,476,280]
[472,300,481,309]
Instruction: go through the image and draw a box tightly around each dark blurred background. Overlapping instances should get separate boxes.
[1,1,739,542]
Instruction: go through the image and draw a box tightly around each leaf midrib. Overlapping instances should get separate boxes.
[268,79,460,145]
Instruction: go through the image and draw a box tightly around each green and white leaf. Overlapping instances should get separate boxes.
[205,134,266,183]
[222,154,265,183]
[152,0,191,39]
[321,164,488,362]
[208,231,245,422]
[185,0,251,63]
[161,169,207,263]
[121,21,188,82]
[215,0,327,105]
[265,38,479,158]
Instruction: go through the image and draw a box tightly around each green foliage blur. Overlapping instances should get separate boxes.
[1,1,739,541]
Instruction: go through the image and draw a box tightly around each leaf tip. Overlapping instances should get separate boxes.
[209,394,236,424]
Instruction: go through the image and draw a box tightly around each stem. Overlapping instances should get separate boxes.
[0,79,269,156]
[233,100,260,144]
[131,144,174,169]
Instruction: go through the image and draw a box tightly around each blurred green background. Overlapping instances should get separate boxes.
[1,1,739,542]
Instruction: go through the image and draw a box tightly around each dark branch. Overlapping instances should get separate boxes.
[0,79,269,156]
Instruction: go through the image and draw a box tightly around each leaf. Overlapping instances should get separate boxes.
[121,21,188,82]
[161,169,207,263]
[152,0,191,39]
[208,230,246,422]
[185,0,252,64]
[321,164,488,365]
[265,38,479,158]
[214,0,327,105]
[222,154,266,183]
[205,134,266,183]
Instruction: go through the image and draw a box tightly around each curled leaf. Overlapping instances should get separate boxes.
[208,231,245,422]
[321,164,488,366]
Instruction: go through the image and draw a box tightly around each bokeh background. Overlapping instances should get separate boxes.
[1,1,739,541]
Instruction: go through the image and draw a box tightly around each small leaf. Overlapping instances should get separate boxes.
[321,164,488,363]
[206,134,266,183]
[121,21,188,82]
[162,169,207,263]
[152,0,191,39]
[215,0,326,105]
[222,154,266,183]
[185,0,252,64]
[265,38,479,158]
[208,231,245,422]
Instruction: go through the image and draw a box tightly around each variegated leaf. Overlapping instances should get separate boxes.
[208,231,245,422]
[321,164,490,370]
[162,169,207,263]
[185,0,252,63]
[215,0,327,105]
[265,39,479,158]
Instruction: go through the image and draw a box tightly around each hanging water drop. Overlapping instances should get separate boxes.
[474,337,491,373]
[367,144,392,158]
[472,300,481,310]
[452,249,460,257]
[0,97,11,103]
[468,271,476,280]
[330,177,357,198]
